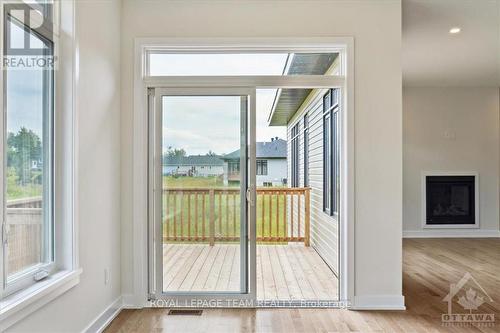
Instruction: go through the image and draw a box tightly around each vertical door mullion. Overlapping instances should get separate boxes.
[154,89,163,295]
[147,88,156,298]
[248,89,257,300]
[239,96,247,293]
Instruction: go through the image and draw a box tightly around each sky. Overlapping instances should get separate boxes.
[163,90,287,156]
[156,53,290,155]
[6,15,47,138]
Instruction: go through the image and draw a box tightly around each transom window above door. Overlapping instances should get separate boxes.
[147,52,339,76]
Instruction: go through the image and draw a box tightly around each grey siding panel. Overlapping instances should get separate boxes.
[286,93,338,275]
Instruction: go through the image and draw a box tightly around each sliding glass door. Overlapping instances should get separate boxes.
[149,88,256,301]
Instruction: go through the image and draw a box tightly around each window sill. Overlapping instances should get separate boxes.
[0,268,82,331]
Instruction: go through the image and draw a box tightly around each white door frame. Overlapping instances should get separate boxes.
[132,37,355,308]
[149,87,257,304]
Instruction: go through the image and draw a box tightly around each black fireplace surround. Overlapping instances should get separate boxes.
[426,175,475,225]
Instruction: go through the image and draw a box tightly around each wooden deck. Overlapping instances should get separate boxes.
[163,243,338,300]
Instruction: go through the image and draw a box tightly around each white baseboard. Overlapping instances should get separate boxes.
[403,229,500,238]
[83,296,123,333]
[352,295,406,310]
[121,293,144,309]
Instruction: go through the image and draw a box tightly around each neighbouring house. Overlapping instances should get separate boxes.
[221,138,287,186]
[267,53,340,272]
[163,155,224,177]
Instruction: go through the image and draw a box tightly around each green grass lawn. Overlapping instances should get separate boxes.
[164,175,229,188]
[6,184,42,201]
[162,176,289,243]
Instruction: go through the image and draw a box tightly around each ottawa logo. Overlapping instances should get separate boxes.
[442,272,495,327]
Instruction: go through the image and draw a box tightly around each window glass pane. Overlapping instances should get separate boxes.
[324,113,331,212]
[161,95,245,293]
[4,17,53,279]
[290,123,300,187]
[149,52,339,76]
[303,114,309,187]
[333,111,338,213]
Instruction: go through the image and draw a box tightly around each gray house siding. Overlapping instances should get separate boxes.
[287,91,338,275]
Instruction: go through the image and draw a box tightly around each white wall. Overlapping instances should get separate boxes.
[121,0,403,306]
[8,0,122,331]
[257,159,286,186]
[403,87,500,236]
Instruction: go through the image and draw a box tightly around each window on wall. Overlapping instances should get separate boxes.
[303,113,309,187]
[228,161,240,173]
[290,123,300,187]
[1,1,64,301]
[256,160,268,175]
[323,89,339,215]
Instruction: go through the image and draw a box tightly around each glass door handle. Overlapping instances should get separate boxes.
[246,185,255,206]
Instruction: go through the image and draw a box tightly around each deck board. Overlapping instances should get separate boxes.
[163,243,338,300]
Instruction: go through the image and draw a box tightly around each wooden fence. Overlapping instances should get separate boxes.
[162,187,310,246]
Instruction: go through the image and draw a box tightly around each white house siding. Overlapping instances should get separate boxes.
[287,91,338,275]
[257,159,287,186]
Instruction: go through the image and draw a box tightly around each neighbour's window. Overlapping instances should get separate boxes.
[323,89,339,215]
[256,160,268,175]
[290,123,300,187]
[228,161,240,173]
[2,1,55,296]
[303,113,309,187]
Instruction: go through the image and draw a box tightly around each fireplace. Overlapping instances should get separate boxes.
[425,175,476,226]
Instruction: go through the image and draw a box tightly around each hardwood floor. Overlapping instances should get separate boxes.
[106,238,500,332]
[163,243,338,300]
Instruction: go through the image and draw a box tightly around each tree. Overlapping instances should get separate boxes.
[7,127,42,185]
[206,150,217,156]
[166,146,186,157]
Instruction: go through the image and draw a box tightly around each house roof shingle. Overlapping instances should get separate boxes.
[222,138,286,160]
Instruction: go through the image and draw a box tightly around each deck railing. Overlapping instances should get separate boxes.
[163,187,310,246]
[5,187,311,275]
[5,197,43,275]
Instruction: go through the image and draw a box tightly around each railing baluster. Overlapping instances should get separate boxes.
[195,192,198,241]
[209,189,215,246]
[187,192,191,239]
[233,193,236,238]
[225,192,229,238]
[276,191,279,240]
[165,191,169,240]
[298,193,301,240]
[283,192,287,240]
[305,188,310,246]
[261,191,265,239]
[180,191,184,239]
[290,193,294,239]
[268,193,272,240]
[202,192,206,241]
[173,193,177,241]
[218,191,222,238]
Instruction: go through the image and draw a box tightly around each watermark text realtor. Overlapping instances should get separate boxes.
[3,2,56,69]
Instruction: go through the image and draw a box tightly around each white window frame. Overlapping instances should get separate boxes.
[0,0,80,329]
[1,1,56,297]
[132,37,355,308]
